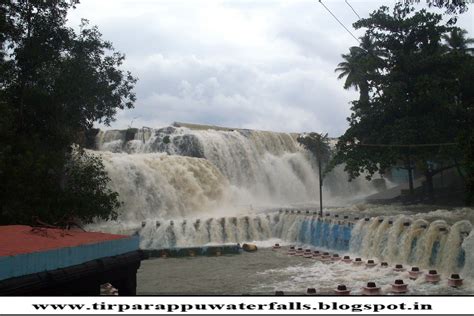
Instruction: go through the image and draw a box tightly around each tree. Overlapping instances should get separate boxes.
[297,133,331,216]
[404,0,469,18]
[450,40,474,204]
[335,36,384,104]
[335,47,370,103]
[331,4,472,203]
[60,148,121,224]
[442,28,474,55]
[0,1,136,225]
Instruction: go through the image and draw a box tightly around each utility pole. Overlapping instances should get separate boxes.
[406,151,414,195]
[317,147,323,217]
[297,132,329,218]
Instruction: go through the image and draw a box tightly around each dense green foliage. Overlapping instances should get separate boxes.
[405,0,469,15]
[61,148,121,224]
[331,3,474,204]
[0,0,136,225]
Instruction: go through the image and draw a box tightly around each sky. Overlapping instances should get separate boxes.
[67,0,474,136]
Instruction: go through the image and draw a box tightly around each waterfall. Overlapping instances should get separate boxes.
[134,214,276,249]
[359,217,382,258]
[98,151,232,220]
[349,215,472,273]
[398,219,429,264]
[440,220,472,273]
[462,231,474,278]
[384,216,411,261]
[95,125,379,220]
[88,124,473,276]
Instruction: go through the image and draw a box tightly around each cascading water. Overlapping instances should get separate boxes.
[119,210,472,275]
[462,232,474,278]
[399,218,429,264]
[439,220,472,273]
[98,151,231,219]
[94,124,380,220]
[89,123,474,280]
[347,214,472,274]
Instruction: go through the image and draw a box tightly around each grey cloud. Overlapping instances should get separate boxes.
[69,0,471,136]
[113,54,355,136]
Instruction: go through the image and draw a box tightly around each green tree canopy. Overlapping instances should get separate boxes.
[335,36,385,104]
[0,0,137,225]
[330,3,474,203]
[404,0,469,15]
[442,28,474,54]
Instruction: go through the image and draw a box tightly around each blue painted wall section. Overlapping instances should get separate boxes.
[294,217,465,269]
[297,218,352,251]
[0,235,139,281]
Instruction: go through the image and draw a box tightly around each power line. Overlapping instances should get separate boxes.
[345,0,361,19]
[318,0,360,44]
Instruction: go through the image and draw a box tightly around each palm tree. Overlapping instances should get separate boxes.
[442,28,474,55]
[335,36,383,104]
[335,47,369,103]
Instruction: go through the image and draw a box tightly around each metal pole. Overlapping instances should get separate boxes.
[318,147,323,217]
[406,151,414,195]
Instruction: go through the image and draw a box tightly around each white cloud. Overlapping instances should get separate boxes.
[67,0,473,136]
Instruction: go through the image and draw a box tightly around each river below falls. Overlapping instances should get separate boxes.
[136,247,474,295]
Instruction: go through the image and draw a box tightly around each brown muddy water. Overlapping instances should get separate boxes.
[137,247,474,295]
[137,248,306,295]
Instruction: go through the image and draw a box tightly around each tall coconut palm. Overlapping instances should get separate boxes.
[335,36,383,104]
[442,28,474,55]
[335,47,370,103]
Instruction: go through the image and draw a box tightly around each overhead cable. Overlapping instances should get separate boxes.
[318,0,360,44]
